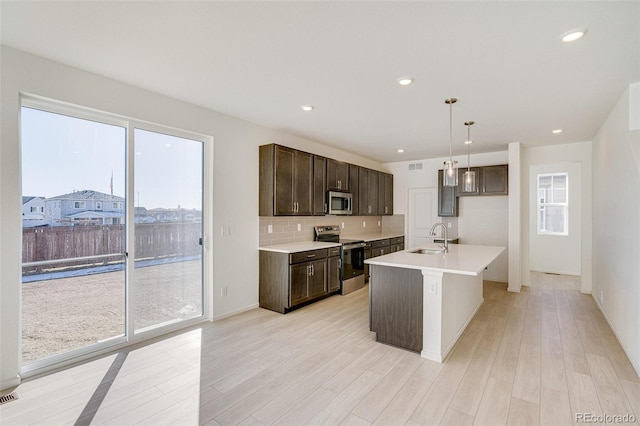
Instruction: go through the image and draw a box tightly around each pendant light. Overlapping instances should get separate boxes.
[443,98,458,186]
[463,121,477,192]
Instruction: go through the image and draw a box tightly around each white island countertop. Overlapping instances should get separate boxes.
[365,243,504,276]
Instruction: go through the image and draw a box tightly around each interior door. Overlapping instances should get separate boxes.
[408,187,438,249]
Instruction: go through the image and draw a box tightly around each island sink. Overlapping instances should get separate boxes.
[409,248,445,255]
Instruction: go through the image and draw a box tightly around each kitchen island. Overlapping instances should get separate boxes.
[365,243,504,362]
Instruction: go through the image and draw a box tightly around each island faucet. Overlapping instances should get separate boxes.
[429,222,449,252]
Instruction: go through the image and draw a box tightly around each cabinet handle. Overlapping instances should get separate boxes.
[368,205,371,214]
[307,254,316,258]
[324,203,327,213]
[338,258,342,268]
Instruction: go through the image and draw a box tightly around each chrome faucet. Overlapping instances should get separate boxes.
[429,222,449,252]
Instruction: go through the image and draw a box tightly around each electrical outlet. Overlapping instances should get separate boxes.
[341,222,345,229]
[429,282,437,294]
[297,223,301,232]
[363,221,366,228]
[481,222,486,230]
[447,222,452,228]
[267,224,273,234]
[221,286,228,297]
[377,220,381,226]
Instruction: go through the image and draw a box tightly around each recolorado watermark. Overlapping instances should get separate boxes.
[576,413,636,423]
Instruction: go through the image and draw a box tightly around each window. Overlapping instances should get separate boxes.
[74,201,86,209]
[537,173,568,235]
[96,202,102,210]
[113,202,119,209]
[30,206,44,213]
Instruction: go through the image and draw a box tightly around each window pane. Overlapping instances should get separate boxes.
[542,206,567,234]
[21,106,126,364]
[133,128,203,332]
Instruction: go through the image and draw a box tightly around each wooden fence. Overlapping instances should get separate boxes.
[22,223,202,265]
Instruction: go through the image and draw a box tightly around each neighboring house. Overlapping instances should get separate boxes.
[45,190,125,226]
[21,196,47,227]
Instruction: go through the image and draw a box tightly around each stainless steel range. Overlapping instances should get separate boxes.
[314,226,366,295]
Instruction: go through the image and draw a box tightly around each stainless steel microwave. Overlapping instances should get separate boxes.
[327,191,353,215]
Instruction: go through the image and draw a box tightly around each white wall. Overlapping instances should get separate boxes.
[521,142,592,292]
[592,83,640,375]
[385,151,510,282]
[0,46,383,390]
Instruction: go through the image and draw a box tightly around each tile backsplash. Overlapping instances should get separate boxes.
[259,214,405,246]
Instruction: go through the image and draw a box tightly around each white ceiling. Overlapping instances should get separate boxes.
[2,1,638,163]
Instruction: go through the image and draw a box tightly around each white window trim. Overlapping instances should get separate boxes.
[537,172,569,236]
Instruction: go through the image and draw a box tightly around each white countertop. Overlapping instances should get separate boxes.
[259,241,341,253]
[348,233,405,242]
[365,243,504,276]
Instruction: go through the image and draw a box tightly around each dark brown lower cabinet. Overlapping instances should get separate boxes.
[327,247,341,293]
[260,248,335,314]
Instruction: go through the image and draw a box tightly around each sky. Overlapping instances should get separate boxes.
[21,107,203,210]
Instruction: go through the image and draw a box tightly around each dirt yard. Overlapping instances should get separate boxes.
[21,260,202,363]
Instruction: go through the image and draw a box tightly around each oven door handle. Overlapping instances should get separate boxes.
[342,242,366,250]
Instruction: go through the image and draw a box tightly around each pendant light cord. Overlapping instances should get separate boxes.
[449,102,453,162]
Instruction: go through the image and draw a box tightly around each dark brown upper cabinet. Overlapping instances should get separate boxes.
[456,164,509,197]
[327,159,349,191]
[259,144,313,216]
[438,169,459,217]
[378,172,393,215]
[349,165,360,215]
[359,167,379,216]
[481,165,509,195]
[313,155,327,215]
[457,167,481,196]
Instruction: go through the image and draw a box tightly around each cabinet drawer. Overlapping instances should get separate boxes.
[389,243,404,253]
[390,236,404,245]
[372,246,390,257]
[328,247,341,257]
[290,249,327,264]
[371,239,390,249]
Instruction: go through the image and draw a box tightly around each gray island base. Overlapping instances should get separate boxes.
[366,244,504,362]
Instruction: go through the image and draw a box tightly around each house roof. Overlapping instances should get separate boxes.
[65,211,124,219]
[47,190,124,202]
[22,196,44,205]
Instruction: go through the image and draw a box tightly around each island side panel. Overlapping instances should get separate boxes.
[440,272,484,359]
[369,264,423,353]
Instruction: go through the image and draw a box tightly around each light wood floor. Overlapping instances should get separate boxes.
[1,273,639,425]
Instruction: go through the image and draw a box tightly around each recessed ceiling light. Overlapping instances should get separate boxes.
[397,149,405,153]
[300,105,314,112]
[397,77,414,86]
[560,29,587,42]
[552,129,563,134]
[464,140,473,145]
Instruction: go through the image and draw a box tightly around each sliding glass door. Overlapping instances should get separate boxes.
[133,128,203,332]
[20,100,206,370]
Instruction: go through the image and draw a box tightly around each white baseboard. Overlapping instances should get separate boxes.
[593,296,640,378]
[1,375,21,393]
[213,303,259,321]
